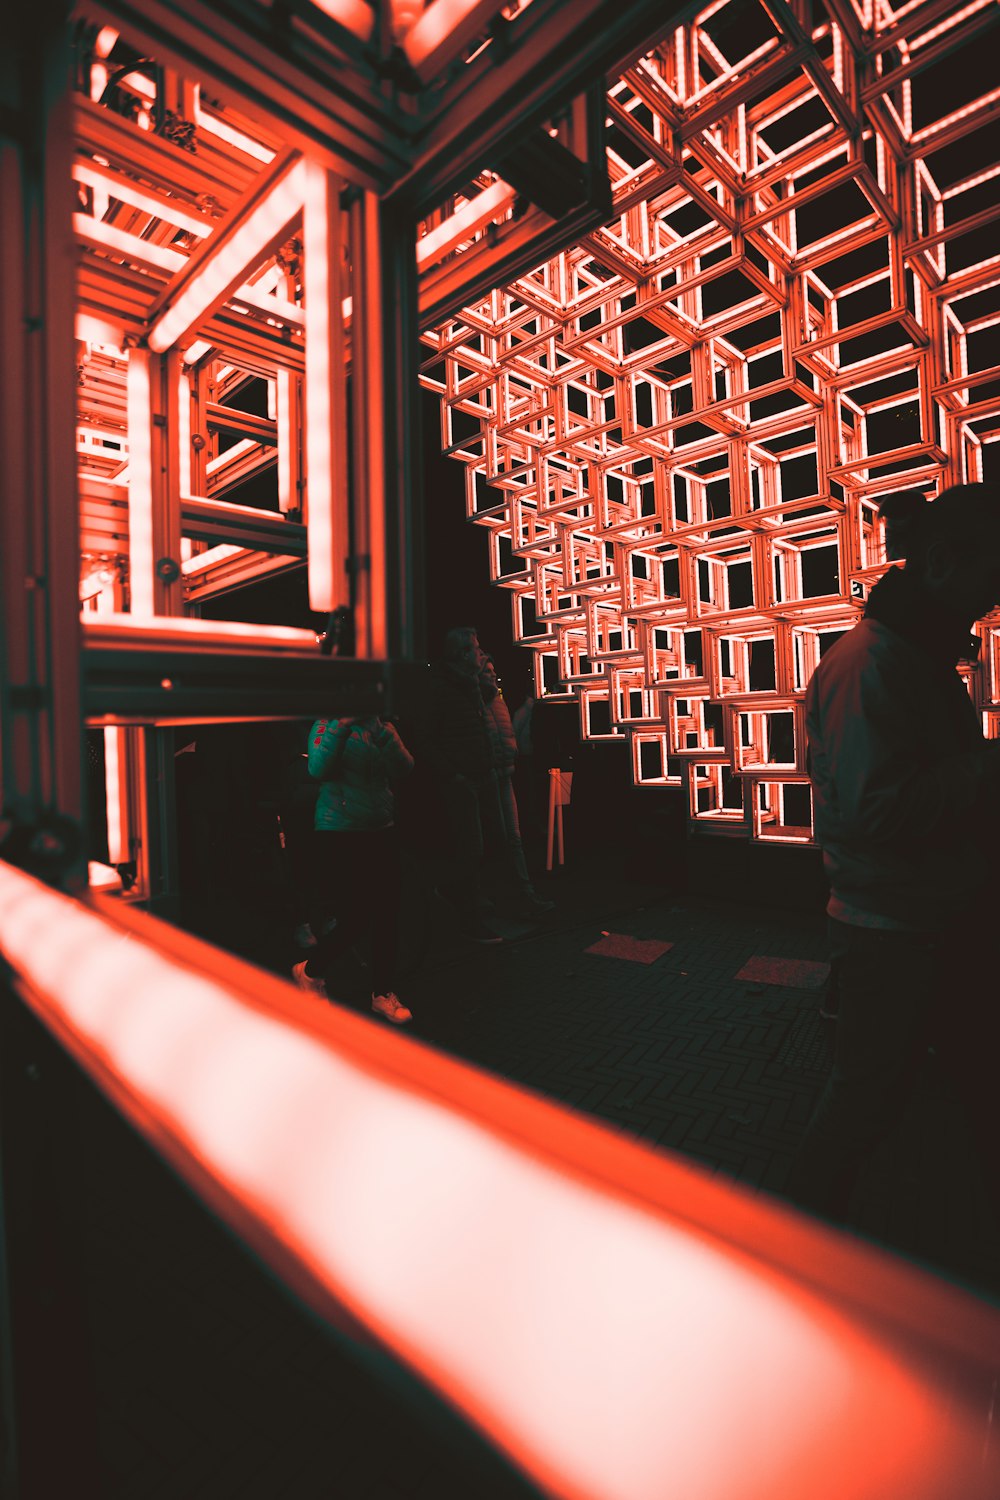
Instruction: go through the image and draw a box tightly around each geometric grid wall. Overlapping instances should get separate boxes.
[421,0,1000,842]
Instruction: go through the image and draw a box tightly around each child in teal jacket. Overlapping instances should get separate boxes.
[293,715,414,1024]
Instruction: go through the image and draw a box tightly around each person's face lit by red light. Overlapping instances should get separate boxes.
[456,633,486,678]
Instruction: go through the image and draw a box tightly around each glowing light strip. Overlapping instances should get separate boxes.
[126,352,155,619]
[307,0,376,42]
[77,426,126,451]
[0,857,995,1500]
[193,102,275,164]
[117,70,156,100]
[103,726,125,865]
[82,612,317,648]
[75,312,124,349]
[180,544,243,575]
[303,159,349,612]
[911,86,1000,144]
[183,340,214,365]
[147,159,305,355]
[942,161,1000,200]
[73,163,211,239]
[231,288,304,327]
[277,368,294,512]
[183,494,286,520]
[908,0,993,51]
[74,214,186,274]
[205,438,256,475]
[417,180,517,268]
[178,367,191,498]
[401,0,503,80]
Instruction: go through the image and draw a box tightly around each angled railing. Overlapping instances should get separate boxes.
[0,855,997,1500]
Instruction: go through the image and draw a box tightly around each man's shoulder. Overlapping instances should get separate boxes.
[427,662,458,690]
[814,617,909,677]
[807,617,920,712]
[428,662,477,704]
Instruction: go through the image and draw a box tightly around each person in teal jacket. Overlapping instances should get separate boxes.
[292,713,414,1024]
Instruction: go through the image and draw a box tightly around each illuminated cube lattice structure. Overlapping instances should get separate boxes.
[422,0,1000,842]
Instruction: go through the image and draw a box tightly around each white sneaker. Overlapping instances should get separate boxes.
[292,960,327,998]
[371,992,412,1025]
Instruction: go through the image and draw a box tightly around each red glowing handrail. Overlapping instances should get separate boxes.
[0,857,997,1500]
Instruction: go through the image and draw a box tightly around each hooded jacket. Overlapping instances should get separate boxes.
[416,663,495,780]
[805,564,1000,929]
[481,686,518,774]
[309,716,413,832]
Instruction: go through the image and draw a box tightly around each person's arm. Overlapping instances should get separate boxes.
[308,718,352,781]
[811,658,1000,844]
[374,720,414,778]
[493,695,518,770]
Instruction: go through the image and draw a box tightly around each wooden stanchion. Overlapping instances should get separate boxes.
[546,767,571,871]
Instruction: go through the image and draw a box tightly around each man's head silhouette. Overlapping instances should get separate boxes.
[900,483,1000,626]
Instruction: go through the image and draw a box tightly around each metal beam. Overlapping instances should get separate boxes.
[146,149,304,353]
[302,160,351,614]
[0,19,85,889]
[78,0,411,192]
[386,0,684,214]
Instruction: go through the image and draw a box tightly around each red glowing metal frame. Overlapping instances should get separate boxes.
[421,0,1000,843]
[59,4,1000,865]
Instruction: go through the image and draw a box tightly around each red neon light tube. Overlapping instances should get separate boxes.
[0,859,997,1500]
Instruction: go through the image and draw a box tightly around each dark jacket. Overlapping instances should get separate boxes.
[482,689,518,775]
[805,565,1000,929]
[309,716,413,832]
[418,663,495,780]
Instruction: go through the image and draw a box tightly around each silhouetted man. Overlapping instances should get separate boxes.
[418,625,505,943]
[788,483,1000,1221]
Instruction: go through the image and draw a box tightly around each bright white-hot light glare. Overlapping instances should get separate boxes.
[193,101,275,164]
[147,159,306,354]
[912,86,1000,143]
[94,25,118,56]
[389,0,422,39]
[303,158,348,612]
[182,340,214,365]
[181,544,242,575]
[126,352,155,619]
[417,180,517,268]
[0,858,995,1500]
[205,438,256,475]
[276,368,294,512]
[119,70,156,99]
[307,0,376,42]
[178,368,191,498]
[75,314,123,351]
[103,726,124,865]
[402,0,505,80]
[74,215,186,274]
[74,163,212,239]
[81,612,318,648]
